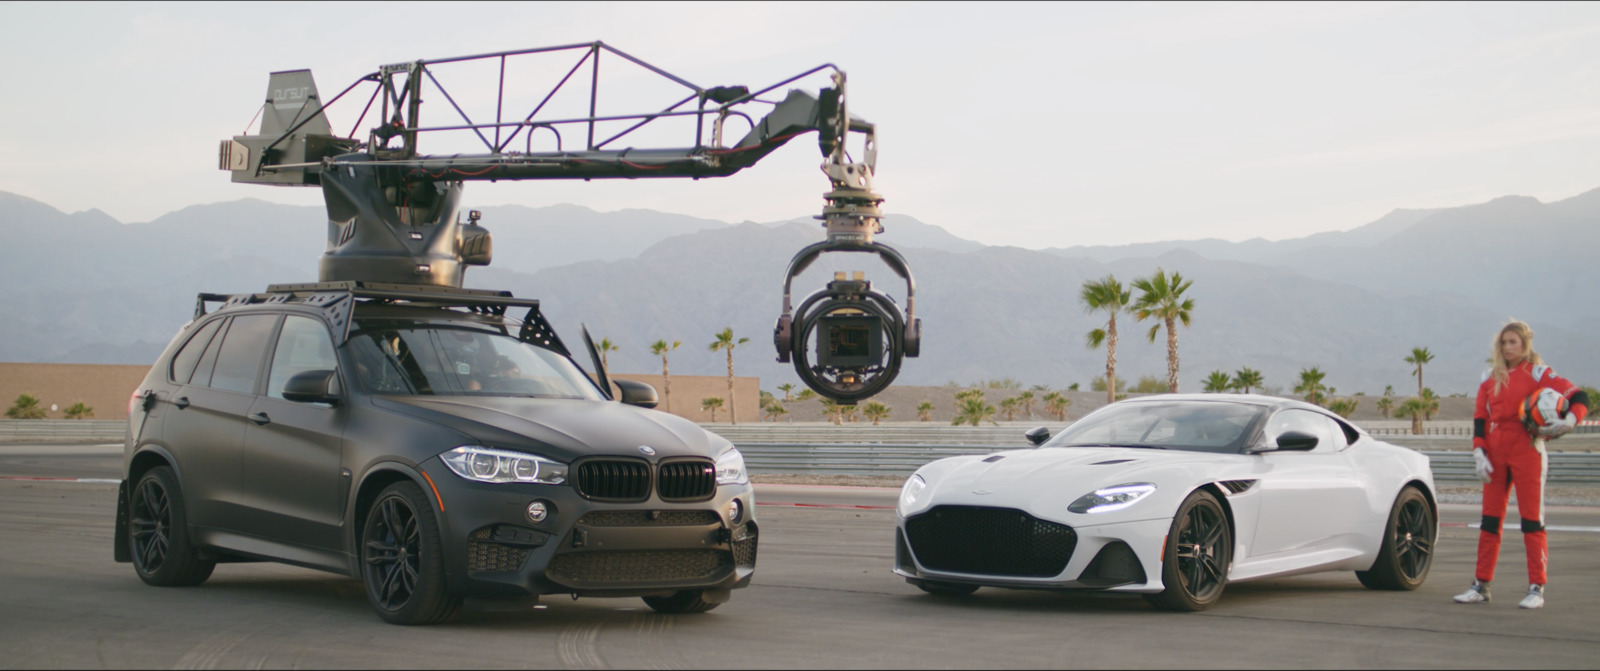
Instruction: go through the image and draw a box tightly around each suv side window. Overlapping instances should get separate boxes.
[210,314,281,394]
[266,315,339,399]
[169,318,224,384]
[189,317,231,387]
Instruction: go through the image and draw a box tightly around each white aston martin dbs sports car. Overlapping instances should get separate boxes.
[894,394,1437,611]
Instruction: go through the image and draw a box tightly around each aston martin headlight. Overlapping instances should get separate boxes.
[1068,482,1156,514]
[715,448,748,485]
[901,474,927,508]
[441,446,567,484]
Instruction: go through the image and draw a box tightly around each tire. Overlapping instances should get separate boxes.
[360,481,461,625]
[912,580,980,597]
[642,589,723,614]
[1356,486,1434,590]
[128,466,216,587]
[1145,489,1230,612]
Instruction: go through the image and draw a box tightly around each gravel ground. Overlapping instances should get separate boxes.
[749,474,1600,507]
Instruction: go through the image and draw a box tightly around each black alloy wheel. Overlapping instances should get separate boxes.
[128,466,215,586]
[1357,486,1435,590]
[1146,489,1230,611]
[361,481,461,625]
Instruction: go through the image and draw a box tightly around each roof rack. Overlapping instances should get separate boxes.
[193,281,570,355]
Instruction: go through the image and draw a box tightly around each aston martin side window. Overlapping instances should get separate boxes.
[1264,409,1335,452]
[266,316,340,400]
[209,314,281,394]
[168,318,224,384]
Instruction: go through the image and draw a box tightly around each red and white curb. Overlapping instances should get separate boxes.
[0,476,120,484]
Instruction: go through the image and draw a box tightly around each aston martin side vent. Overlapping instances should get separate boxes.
[1219,480,1258,495]
[1089,459,1136,466]
[982,455,1006,463]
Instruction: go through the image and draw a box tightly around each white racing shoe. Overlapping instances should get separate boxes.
[1452,580,1491,604]
[1518,584,1545,609]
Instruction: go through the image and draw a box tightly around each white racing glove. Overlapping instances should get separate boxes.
[1473,447,1493,483]
[1545,412,1577,438]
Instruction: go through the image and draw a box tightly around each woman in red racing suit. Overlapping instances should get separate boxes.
[1453,320,1589,609]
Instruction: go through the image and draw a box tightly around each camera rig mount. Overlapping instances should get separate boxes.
[219,42,916,402]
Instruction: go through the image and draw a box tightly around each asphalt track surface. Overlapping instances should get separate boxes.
[4,444,1600,669]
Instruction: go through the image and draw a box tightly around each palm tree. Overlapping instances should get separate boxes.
[1419,388,1441,421]
[708,328,749,424]
[649,339,681,414]
[777,383,795,401]
[1017,390,1036,418]
[1327,397,1359,419]
[1405,347,1434,398]
[763,401,787,423]
[1081,275,1132,406]
[862,401,892,425]
[5,393,47,419]
[1203,370,1233,393]
[794,388,817,403]
[1043,391,1071,420]
[1394,397,1429,435]
[596,338,620,371]
[1383,385,1395,397]
[952,394,997,427]
[1131,268,1195,393]
[1294,367,1329,406]
[839,403,860,424]
[1231,367,1263,394]
[701,396,725,422]
[64,402,93,419]
[1376,396,1394,419]
[916,401,935,422]
[999,397,1019,421]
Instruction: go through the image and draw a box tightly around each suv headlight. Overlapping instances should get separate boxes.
[1068,482,1156,514]
[441,446,567,484]
[715,448,748,485]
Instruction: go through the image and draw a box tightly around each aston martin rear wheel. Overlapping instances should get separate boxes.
[913,579,980,597]
[360,481,461,625]
[1356,485,1434,590]
[1146,489,1230,612]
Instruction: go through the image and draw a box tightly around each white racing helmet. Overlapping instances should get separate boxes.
[1519,388,1572,438]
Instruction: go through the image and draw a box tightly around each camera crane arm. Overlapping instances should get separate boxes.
[220,42,910,402]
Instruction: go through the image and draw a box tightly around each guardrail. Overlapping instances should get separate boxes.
[732,443,1600,485]
[0,419,124,442]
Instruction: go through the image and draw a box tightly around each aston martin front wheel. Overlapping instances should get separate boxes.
[1146,489,1230,612]
[1356,485,1434,590]
[912,579,979,597]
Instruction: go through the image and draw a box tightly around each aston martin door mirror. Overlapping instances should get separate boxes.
[1024,426,1051,447]
[1273,430,1320,451]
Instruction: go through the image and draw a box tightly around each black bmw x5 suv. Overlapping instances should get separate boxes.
[116,281,757,624]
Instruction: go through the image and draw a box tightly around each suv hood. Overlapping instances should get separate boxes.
[374,396,724,462]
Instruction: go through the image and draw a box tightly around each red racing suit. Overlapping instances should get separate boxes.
[1471,360,1588,585]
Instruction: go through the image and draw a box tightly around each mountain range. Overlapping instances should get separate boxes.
[3,186,1597,397]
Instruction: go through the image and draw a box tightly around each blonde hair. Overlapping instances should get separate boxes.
[1490,320,1542,394]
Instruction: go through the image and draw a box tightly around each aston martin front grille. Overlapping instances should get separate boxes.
[905,506,1076,577]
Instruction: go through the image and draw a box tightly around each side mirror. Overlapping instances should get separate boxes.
[1272,430,1319,451]
[282,369,340,404]
[613,379,659,409]
[1024,426,1051,447]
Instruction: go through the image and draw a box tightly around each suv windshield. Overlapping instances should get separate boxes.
[346,320,605,400]
[1044,401,1265,454]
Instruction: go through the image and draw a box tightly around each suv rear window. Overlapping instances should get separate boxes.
[169,318,224,384]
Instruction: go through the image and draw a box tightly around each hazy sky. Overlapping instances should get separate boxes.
[4,1,1598,248]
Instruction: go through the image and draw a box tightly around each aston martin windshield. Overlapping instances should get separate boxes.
[1045,401,1264,454]
[346,320,605,400]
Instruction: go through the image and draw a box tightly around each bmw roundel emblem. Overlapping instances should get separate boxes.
[638,445,657,456]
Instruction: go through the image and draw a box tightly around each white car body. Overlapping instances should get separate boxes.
[893,394,1437,608]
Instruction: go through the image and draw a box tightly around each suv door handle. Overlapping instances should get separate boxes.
[249,412,271,426]
[173,396,190,410]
